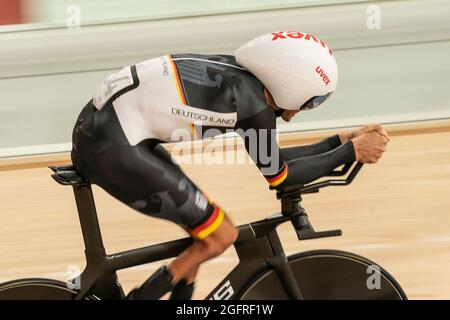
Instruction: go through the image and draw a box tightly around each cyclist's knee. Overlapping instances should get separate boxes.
[201,239,223,258]
[200,220,238,259]
[225,224,239,246]
[216,224,238,252]
[201,237,229,259]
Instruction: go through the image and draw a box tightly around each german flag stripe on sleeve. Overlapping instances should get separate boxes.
[265,163,289,187]
[190,206,224,239]
[168,54,187,105]
[170,55,198,138]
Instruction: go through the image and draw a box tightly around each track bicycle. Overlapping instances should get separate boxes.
[0,161,406,300]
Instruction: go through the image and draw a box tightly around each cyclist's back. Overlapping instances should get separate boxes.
[83,54,269,146]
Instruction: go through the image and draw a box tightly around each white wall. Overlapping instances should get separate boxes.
[0,0,449,156]
[4,0,375,30]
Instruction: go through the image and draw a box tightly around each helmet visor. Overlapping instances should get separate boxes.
[300,92,333,111]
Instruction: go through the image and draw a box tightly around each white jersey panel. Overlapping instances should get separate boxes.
[112,56,182,145]
[94,55,237,146]
[93,66,134,110]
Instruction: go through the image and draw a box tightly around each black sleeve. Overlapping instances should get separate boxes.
[235,107,356,189]
[281,135,342,160]
[281,141,356,187]
[233,71,355,189]
[234,106,286,179]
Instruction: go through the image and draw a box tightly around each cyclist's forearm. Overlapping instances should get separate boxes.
[281,135,342,160]
[281,141,356,187]
[338,132,354,144]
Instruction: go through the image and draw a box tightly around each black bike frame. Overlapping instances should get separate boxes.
[51,162,362,300]
[72,183,303,300]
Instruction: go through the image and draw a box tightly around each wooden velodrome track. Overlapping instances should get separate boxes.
[1,120,449,299]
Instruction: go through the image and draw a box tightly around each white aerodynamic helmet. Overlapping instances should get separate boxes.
[234,31,338,111]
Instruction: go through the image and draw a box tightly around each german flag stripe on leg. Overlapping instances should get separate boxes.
[265,162,289,187]
[190,206,224,239]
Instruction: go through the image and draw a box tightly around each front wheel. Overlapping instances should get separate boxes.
[0,278,98,300]
[238,250,407,300]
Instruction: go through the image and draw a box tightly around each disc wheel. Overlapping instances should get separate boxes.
[0,278,98,300]
[238,250,407,300]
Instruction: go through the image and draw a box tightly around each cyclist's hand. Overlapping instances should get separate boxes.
[339,124,389,144]
[351,131,388,163]
[352,124,390,142]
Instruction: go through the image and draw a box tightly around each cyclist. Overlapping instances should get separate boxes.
[71,31,389,300]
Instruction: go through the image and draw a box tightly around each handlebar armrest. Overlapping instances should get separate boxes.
[273,162,363,198]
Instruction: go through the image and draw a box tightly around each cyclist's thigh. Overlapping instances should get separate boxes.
[86,142,214,231]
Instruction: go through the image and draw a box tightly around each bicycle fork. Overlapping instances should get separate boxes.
[265,231,304,300]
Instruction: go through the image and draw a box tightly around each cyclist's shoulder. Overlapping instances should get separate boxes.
[231,70,268,121]
[171,53,240,67]
[170,53,255,83]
